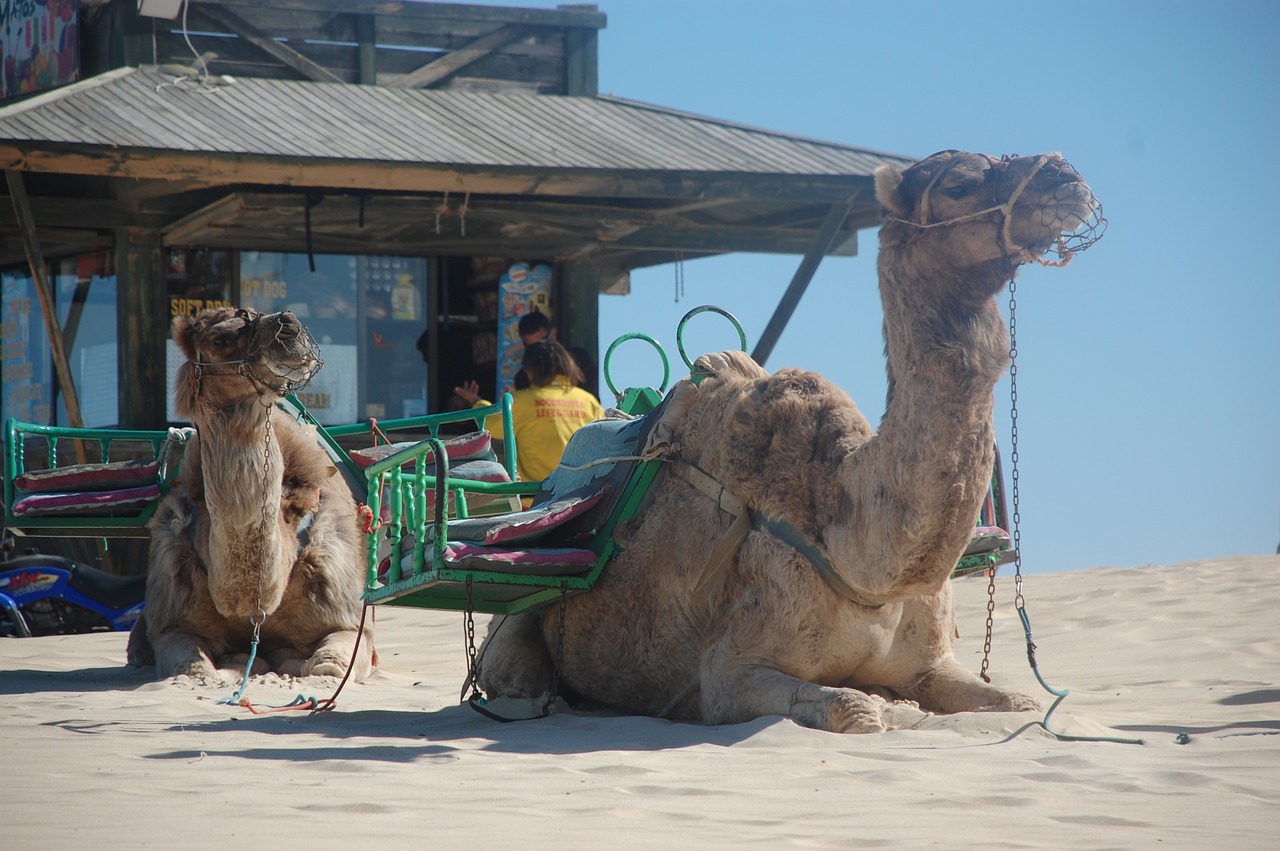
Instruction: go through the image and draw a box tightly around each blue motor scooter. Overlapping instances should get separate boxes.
[0,537,145,637]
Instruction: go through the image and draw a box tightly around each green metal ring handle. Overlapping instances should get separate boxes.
[603,332,671,397]
[676,305,748,369]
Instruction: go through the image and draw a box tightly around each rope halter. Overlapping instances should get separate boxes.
[194,308,324,398]
[890,153,1107,268]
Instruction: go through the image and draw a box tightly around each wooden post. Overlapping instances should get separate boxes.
[356,12,378,85]
[564,24,598,95]
[115,228,168,429]
[559,260,599,386]
[5,170,87,431]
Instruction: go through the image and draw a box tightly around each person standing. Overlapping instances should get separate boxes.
[454,339,604,484]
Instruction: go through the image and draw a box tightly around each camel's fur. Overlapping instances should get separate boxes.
[127,307,374,682]
[478,151,1100,732]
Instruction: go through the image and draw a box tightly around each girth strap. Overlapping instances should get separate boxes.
[671,461,884,610]
[751,514,884,609]
[671,462,751,601]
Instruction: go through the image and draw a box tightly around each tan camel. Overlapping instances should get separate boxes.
[127,307,374,682]
[477,150,1103,732]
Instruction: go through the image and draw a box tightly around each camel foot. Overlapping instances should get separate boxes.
[297,630,373,681]
[982,690,1041,713]
[303,653,348,678]
[794,688,929,733]
[222,651,272,677]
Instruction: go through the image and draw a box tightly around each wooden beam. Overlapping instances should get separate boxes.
[390,24,533,89]
[192,0,607,30]
[752,200,856,367]
[0,145,873,204]
[196,3,345,84]
[613,225,859,257]
[0,196,178,231]
[4,170,87,433]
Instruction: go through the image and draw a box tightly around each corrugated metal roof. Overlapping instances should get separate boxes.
[0,66,911,179]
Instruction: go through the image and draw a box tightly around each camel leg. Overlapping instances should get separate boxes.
[476,612,556,700]
[899,657,1040,714]
[700,644,929,734]
[702,663,929,733]
[148,628,229,681]
[126,613,155,667]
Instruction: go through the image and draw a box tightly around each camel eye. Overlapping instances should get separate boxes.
[945,184,972,199]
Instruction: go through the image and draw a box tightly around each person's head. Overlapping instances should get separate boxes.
[521,339,583,388]
[518,311,552,345]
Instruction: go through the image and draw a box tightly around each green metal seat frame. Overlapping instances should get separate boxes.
[2,419,188,539]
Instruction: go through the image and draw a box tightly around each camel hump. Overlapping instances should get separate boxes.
[692,350,767,382]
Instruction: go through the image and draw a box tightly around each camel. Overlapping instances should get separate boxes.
[127,307,374,682]
[477,150,1103,733]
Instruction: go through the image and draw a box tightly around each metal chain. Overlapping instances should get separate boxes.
[463,576,480,700]
[251,408,274,645]
[543,585,569,716]
[225,407,273,704]
[1008,280,1025,610]
[980,566,996,682]
[979,278,1022,683]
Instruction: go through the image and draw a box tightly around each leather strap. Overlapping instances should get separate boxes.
[672,460,883,610]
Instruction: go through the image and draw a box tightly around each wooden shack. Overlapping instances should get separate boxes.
[1,0,911,433]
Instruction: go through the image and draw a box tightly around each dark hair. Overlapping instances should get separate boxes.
[517,311,552,340]
[522,339,583,387]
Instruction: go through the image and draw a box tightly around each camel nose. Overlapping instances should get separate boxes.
[275,311,302,339]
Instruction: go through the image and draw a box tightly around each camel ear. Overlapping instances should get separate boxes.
[172,314,200,361]
[875,165,909,219]
[173,361,198,418]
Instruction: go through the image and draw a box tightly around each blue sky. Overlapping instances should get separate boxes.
[582,0,1280,573]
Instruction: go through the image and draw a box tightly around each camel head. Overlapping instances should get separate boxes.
[172,307,322,418]
[875,150,1104,293]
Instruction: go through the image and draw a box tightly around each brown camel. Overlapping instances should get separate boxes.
[477,150,1103,732]
[127,307,374,682]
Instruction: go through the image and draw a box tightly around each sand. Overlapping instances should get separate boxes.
[4,554,1277,849]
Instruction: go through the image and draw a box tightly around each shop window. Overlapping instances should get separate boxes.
[1,251,117,428]
[55,253,118,427]
[235,252,428,425]
[1,269,52,425]
[164,248,234,422]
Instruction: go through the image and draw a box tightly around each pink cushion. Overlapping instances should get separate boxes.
[445,542,597,575]
[11,484,162,516]
[374,460,515,522]
[379,542,597,581]
[349,431,494,470]
[15,458,159,494]
[440,489,608,547]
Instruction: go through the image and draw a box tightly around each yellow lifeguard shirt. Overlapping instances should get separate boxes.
[479,377,604,483]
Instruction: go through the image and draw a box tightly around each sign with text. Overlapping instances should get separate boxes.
[2,0,80,101]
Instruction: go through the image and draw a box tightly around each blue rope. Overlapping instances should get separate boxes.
[1018,603,1144,745]
[218,636,259,706]
[1005,283,1141,747]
